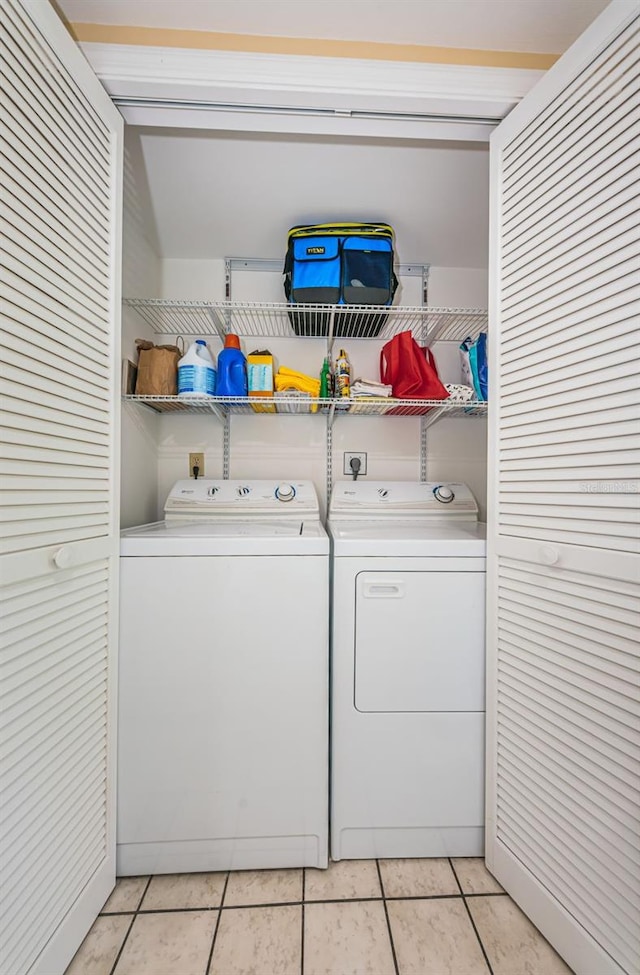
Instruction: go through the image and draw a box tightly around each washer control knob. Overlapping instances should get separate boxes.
[276,483,295,502]
[433,484,455,504]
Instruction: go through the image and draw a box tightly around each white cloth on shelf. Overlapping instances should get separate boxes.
[351,379,393,398]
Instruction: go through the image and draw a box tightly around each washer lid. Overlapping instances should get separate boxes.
[120,518,328,556]
[328,520,486,557]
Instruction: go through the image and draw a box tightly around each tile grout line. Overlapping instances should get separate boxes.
[448,858,495,975]
[108,875,152,975]
[205,870,229,975]
[100,889,505,917]
[376,859,400,975]
[107,895,460,913]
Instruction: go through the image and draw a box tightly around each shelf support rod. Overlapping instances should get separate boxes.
[419,265,431,481]
[225,258,232,300]
[326,307,336,357]
[420,416,428,482]
[326,404,336,503]
[223,413,231,479]
[422,265,430,319]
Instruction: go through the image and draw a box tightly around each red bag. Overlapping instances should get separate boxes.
[380,331,449,412]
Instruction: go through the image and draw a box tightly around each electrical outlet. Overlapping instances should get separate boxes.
[343,451,367,475]
[189,452,204,478]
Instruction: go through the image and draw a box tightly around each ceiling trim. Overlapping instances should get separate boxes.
[81,42,544,139]
[70,22,558,71]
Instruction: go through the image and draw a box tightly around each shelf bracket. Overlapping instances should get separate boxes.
[223,413,231,479]
[206,307,227,342]
[422,265,430,326]
[326,307,336,357]
[224,258,232,300]
[326,412,333,503]
[419,265,430,479]
[420,416,428,482]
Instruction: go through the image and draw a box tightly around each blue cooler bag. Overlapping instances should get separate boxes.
[283,222,398,336]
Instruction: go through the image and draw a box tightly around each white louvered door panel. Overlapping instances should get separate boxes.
[487,3,640,975]
[0,1,122,973]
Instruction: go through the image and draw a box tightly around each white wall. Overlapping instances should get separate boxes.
[150,259,488,519]
[120,136,163,528]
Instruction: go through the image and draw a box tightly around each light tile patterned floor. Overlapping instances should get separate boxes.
[65,858,574,975]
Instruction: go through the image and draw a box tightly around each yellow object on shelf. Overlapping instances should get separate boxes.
[274,367,320,413]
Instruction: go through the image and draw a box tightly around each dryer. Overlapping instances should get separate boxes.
[328,480,486,861]
[118,479,329,875]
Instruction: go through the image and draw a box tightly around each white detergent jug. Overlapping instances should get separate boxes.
[178,340,216,396]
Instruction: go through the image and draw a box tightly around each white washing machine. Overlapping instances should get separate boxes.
[117,479,329,875]
[328,480,486,861]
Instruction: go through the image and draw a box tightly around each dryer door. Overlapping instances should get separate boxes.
[354,568,485,712]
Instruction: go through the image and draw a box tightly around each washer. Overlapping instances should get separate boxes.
[328,480,486,861]
[117,479,329,875]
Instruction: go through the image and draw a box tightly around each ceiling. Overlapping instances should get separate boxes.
[59,0,610,54]
[126,128,489,267]
[107,1,607,268]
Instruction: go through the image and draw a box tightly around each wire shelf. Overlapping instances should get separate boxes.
[123,299,487,344]
[124,395,488,420]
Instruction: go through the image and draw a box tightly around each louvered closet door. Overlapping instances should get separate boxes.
[486,3,640,975]
[0,1,122,972]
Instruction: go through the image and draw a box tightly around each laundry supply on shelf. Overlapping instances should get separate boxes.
[216,334,248,397]
[459,333,488,401]
[335,349,351,397]
[247,349,276,412]
[319,357,331,399]
[177,339,216,397]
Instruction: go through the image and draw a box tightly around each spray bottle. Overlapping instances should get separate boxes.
[320,357,331,398]
[336,349,351,397]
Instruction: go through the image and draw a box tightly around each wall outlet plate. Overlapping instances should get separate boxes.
[343,452,367,475]
[189,453,204,477]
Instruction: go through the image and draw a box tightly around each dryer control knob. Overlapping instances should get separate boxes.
[434,484,455,503]
[276,483,296,502]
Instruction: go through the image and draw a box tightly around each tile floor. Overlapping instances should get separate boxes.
[65,858,574,975]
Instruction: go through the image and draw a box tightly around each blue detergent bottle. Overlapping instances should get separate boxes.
[216,334,248,397]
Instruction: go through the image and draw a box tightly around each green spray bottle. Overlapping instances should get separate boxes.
[320,357,331,398]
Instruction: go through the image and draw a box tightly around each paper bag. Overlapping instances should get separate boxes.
[134,339,183,396]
